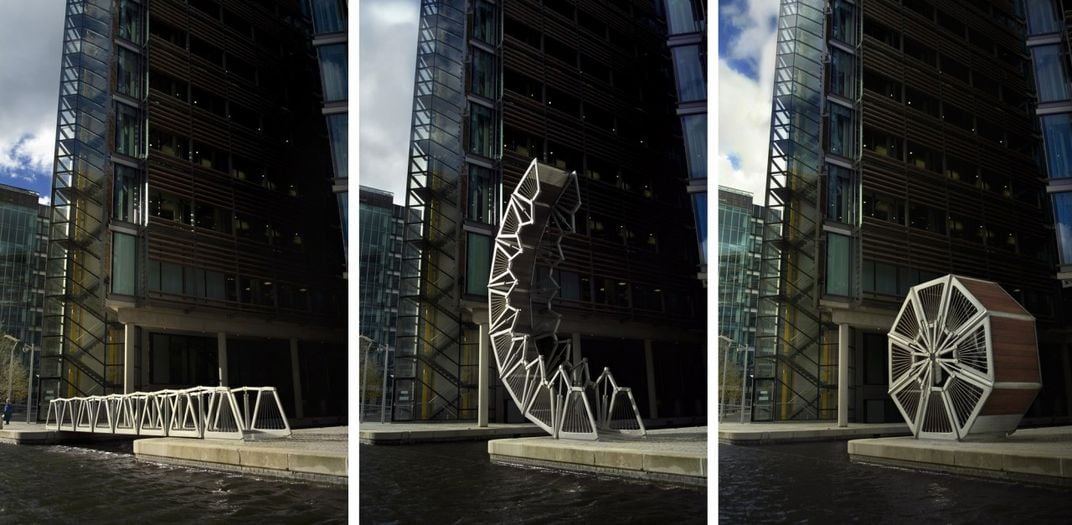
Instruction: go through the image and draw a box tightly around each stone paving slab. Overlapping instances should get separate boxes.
[0,421,122,445]
[134,428,348,485]
[848,425,1072,488]
[488,427,707,487]
[359,422,544,444]
[718,421,910,444]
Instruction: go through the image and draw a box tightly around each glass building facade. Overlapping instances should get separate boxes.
[398,0,707,422]
[759,0,1068,422]
[717,187,776,353]
[307,0,348,261]
[0,187,48,390]
[42,0,346,421]
[664,0,707,282]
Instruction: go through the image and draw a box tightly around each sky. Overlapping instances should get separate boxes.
[717,0,779,204]
[357,0,419,204]
[0,2,65,205]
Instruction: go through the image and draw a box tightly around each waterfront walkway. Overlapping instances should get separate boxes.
[359,422,544,444]
[0,421,348,485]
[718,421,910,444]
[849,425,1072,488]
[488,426,707,486]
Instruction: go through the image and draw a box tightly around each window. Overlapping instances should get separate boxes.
[149,334,217,387]
[505,16,541,49]
[1052,192,1072,264]
[222,9,253,37]
[226,54,257,84]
[968,28,995,55]
[904,37,936,67]
[666,0,700,35]
[546,141,581,171]
[981,170,1011,196]
[578,9,607,37]
[468,103,496,158]
[905,87,940,118]
[558,270,583,301]
[466,233,491,296]
[827,165,854,224]
[909,203,946,234]
[149,190,192,225]
[940,55,970,83]
[942,104,974,132]
[191,86,226,117]
[937,11,965,37]
[974,73,1000,99]
[310,0,346,33]
[229,102,260,131]
[545,86,580,116]
[829,49,856,99]
[945,156,976,183]
[118,0,144,44]
[693,193,707,264]
[149,69,187,101]
[503,126,541,158]
[113,164,142,224]
[111,232,137,295]
[862,192,904,224]
[473,1,497,44]
[580,54,611,84]
[863,68,901,101]
[504,67,541,99]
[903,0,934,19]
[906,142,940,172]
[1026,0,1061,35]
[190,0,220,18]
[544,36,576,65]
[583,104,614,133]
[545,0,574,19]
[682,114,706,179]
[863,127,901,159]
[190,36,223,66]
[1032,45,1071,102]
[327,114,347,179]
[150,17,186,47]
[672,45,705,102]
[467,164,496,224]
[191,141,226,171]
[827,103,856,159]
[831,1,858,45]
[317,44,347,102]
[116,47,142,99]
[115,103,142,158]
[148,127,188,159]
[1043,113,1072,179]
[863,18,899,49]
[826,233,851,296]
[471,47,496,99]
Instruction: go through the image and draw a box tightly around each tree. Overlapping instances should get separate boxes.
[0,357,29,404]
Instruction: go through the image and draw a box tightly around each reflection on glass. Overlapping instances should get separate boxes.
[692,192,707,265]
[311,0,346,33]
[318,44,347,102]
[1042,113,1072,179]
[466,233,491,295]
[1026,0,1060,35]
[682,114,706,179]
[1032,45,1071,102]
[1054,192,1072,265]
[672,45,705,102]
[327,114,347,179]
[665,0,698,34]
[112,232,137,295]
[826,233,850,296]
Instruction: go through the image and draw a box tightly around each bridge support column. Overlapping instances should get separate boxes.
[123,324,136,394]
[478,322,489,428]
[217,333,228,387]
[838,324,850,428]
[571,333,582,364]
[644,339,657,419]
[290,338,304,419]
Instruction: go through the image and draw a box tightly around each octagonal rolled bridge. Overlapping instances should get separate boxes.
[488,159,645,440]
[888,275,1041,440]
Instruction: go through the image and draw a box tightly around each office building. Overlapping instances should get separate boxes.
[396,0,706,422]
[358,186,404,419]
[41,0,347,422]
[758,0,1070,422]
[0,185,49,408]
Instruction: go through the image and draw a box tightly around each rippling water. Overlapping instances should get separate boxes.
[0,441,346,524]
[360,441,706,524]
[719,442,1072,523]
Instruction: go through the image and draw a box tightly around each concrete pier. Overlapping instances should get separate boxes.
[718,421,910,444]
[133,426,348,485]
[359,422,544,445]
[488,427,706,487]
[848,425,1072,488]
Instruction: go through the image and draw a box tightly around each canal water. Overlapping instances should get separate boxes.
[359,441,707,524]
[0,441,347,523]
[720,442,1072,523]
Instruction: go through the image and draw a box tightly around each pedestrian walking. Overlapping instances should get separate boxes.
[3,400,12,425]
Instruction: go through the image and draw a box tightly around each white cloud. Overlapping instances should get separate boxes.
[38,195,50,206]
[717,0,778,205]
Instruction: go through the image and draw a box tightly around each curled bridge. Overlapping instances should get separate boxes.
[488,159,645,440]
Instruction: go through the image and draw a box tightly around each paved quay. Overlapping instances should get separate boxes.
[359,422,544,444]
[848,425,1072,488]
[488,426,707,486]
[134,426,348,485]
[0,421,113,445]
[719,421,910,444]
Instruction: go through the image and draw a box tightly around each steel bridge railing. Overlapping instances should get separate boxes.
[44,386,291,440]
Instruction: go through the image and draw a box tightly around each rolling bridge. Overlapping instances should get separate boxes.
[44,386,291,440]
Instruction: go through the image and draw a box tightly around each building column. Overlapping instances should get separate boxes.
[123,324,136,394]
[290,337,304,419]
[217,333,228,387]
[478,323,489,427]
[571,333,582,365]
[838,324,850,428]
[644,339,658,419]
